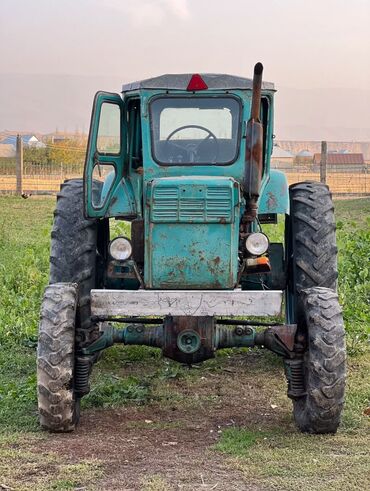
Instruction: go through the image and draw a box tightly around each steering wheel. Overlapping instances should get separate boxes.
[166,124,219,163]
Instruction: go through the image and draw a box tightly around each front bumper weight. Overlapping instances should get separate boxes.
[91,289,283,318]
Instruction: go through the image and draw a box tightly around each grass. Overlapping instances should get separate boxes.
[141,475,170,491]
[219,429,370,491]
[0,433,103,491]
[0,194,369,489]
[214,353,370,490]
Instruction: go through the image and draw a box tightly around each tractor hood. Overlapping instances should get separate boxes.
[144,176,241,289]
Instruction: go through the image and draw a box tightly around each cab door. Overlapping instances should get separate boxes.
[84,91,126,218]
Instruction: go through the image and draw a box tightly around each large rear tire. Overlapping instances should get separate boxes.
[37,283,79,432]
[293,287,346,434]
[286,181,338,325]
[49,178,107,347]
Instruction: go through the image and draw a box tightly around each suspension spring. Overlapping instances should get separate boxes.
[75,356,92,396]
[284,359,306,399]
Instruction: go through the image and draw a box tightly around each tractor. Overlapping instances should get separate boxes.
[37,64,346,434]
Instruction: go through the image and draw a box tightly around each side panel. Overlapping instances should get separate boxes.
[258,170,289,214]
[144,177,240,289]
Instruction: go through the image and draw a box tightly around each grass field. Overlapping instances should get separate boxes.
[0,195,369,490]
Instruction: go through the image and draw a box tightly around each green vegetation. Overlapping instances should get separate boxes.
[214,427,277,455]
[215,354,370,490]
[0,432,103,491]
[336,200,370,354]
[216,427,370,490]
[263,198,370,355]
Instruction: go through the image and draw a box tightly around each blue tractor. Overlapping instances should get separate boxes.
[37,64,345,434]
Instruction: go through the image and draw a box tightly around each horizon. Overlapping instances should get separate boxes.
[1,0,369,139]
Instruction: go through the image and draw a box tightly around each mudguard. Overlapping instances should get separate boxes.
[258,170,289,215]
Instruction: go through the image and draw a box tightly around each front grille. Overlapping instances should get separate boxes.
[151,183,234,223]
[179,199,204,220]
[152,186,179,220]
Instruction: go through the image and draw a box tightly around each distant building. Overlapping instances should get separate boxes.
[313,153,365,172]
[0,134,46,150]
[50,135,66,144]
[294,149,314,166]
[271,144,295,169]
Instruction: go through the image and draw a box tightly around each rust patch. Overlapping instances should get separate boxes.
[270,324,297,352]
[163,316,215,364]
[267,191,278,211]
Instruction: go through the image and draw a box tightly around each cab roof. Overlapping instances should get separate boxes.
[122,73,275,93]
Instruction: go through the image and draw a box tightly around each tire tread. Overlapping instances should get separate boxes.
[37,283,78,432]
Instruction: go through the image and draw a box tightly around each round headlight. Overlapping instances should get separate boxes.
[109,237,132,261]
[245,233,269,256]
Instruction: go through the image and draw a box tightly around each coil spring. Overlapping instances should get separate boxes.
[285,359,305,399]
[75,356,91,395]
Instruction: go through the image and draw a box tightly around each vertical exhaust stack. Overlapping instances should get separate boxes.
[243,62,264,223]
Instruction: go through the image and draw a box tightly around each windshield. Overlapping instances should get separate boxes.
[150,96,241,165]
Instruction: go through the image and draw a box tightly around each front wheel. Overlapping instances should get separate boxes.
[293,287,346,434]
[37,283,79,432]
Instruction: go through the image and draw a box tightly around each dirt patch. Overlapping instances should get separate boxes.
[33,353,290,490]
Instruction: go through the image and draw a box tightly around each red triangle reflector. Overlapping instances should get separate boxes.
[187,74,208,91]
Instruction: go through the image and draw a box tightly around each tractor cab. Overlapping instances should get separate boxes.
[85,72,276,217]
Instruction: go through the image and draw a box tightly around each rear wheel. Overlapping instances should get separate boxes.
[37,283,79,432]
[285,181,338,325]
[49,178,108,347]
[293,287,346,433]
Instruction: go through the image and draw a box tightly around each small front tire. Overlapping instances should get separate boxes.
[293,287,346,434]
[37,283,79,432]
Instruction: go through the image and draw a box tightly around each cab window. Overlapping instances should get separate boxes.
[150,96,241,165]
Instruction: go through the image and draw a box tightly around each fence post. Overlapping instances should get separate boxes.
[16,134,23,195]
[320,140,327,184]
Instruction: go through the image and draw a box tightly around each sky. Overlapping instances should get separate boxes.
[1,0,370,138]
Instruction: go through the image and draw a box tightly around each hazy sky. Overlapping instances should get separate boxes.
[1,0,370,137]
[1,0,369,88]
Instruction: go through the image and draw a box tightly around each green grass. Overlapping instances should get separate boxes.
[214,353,370,490]
[262,200,370,355]
[141,475,170,491]
[214,427,278,455]
[217,429,370,490]
[0,434,103,491]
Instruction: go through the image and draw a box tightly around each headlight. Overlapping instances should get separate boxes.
[245,233,269,256]
[109,237,132,261]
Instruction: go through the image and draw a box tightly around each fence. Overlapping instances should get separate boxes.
[0,160,84,194]
[284,167,370,195]
[0,158,369,196]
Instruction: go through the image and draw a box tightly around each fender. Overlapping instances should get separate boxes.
[258,170,289,215]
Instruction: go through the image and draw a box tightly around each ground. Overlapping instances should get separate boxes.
[0,195,369,491]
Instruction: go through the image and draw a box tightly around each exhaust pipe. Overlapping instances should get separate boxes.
[243,62,264,223]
